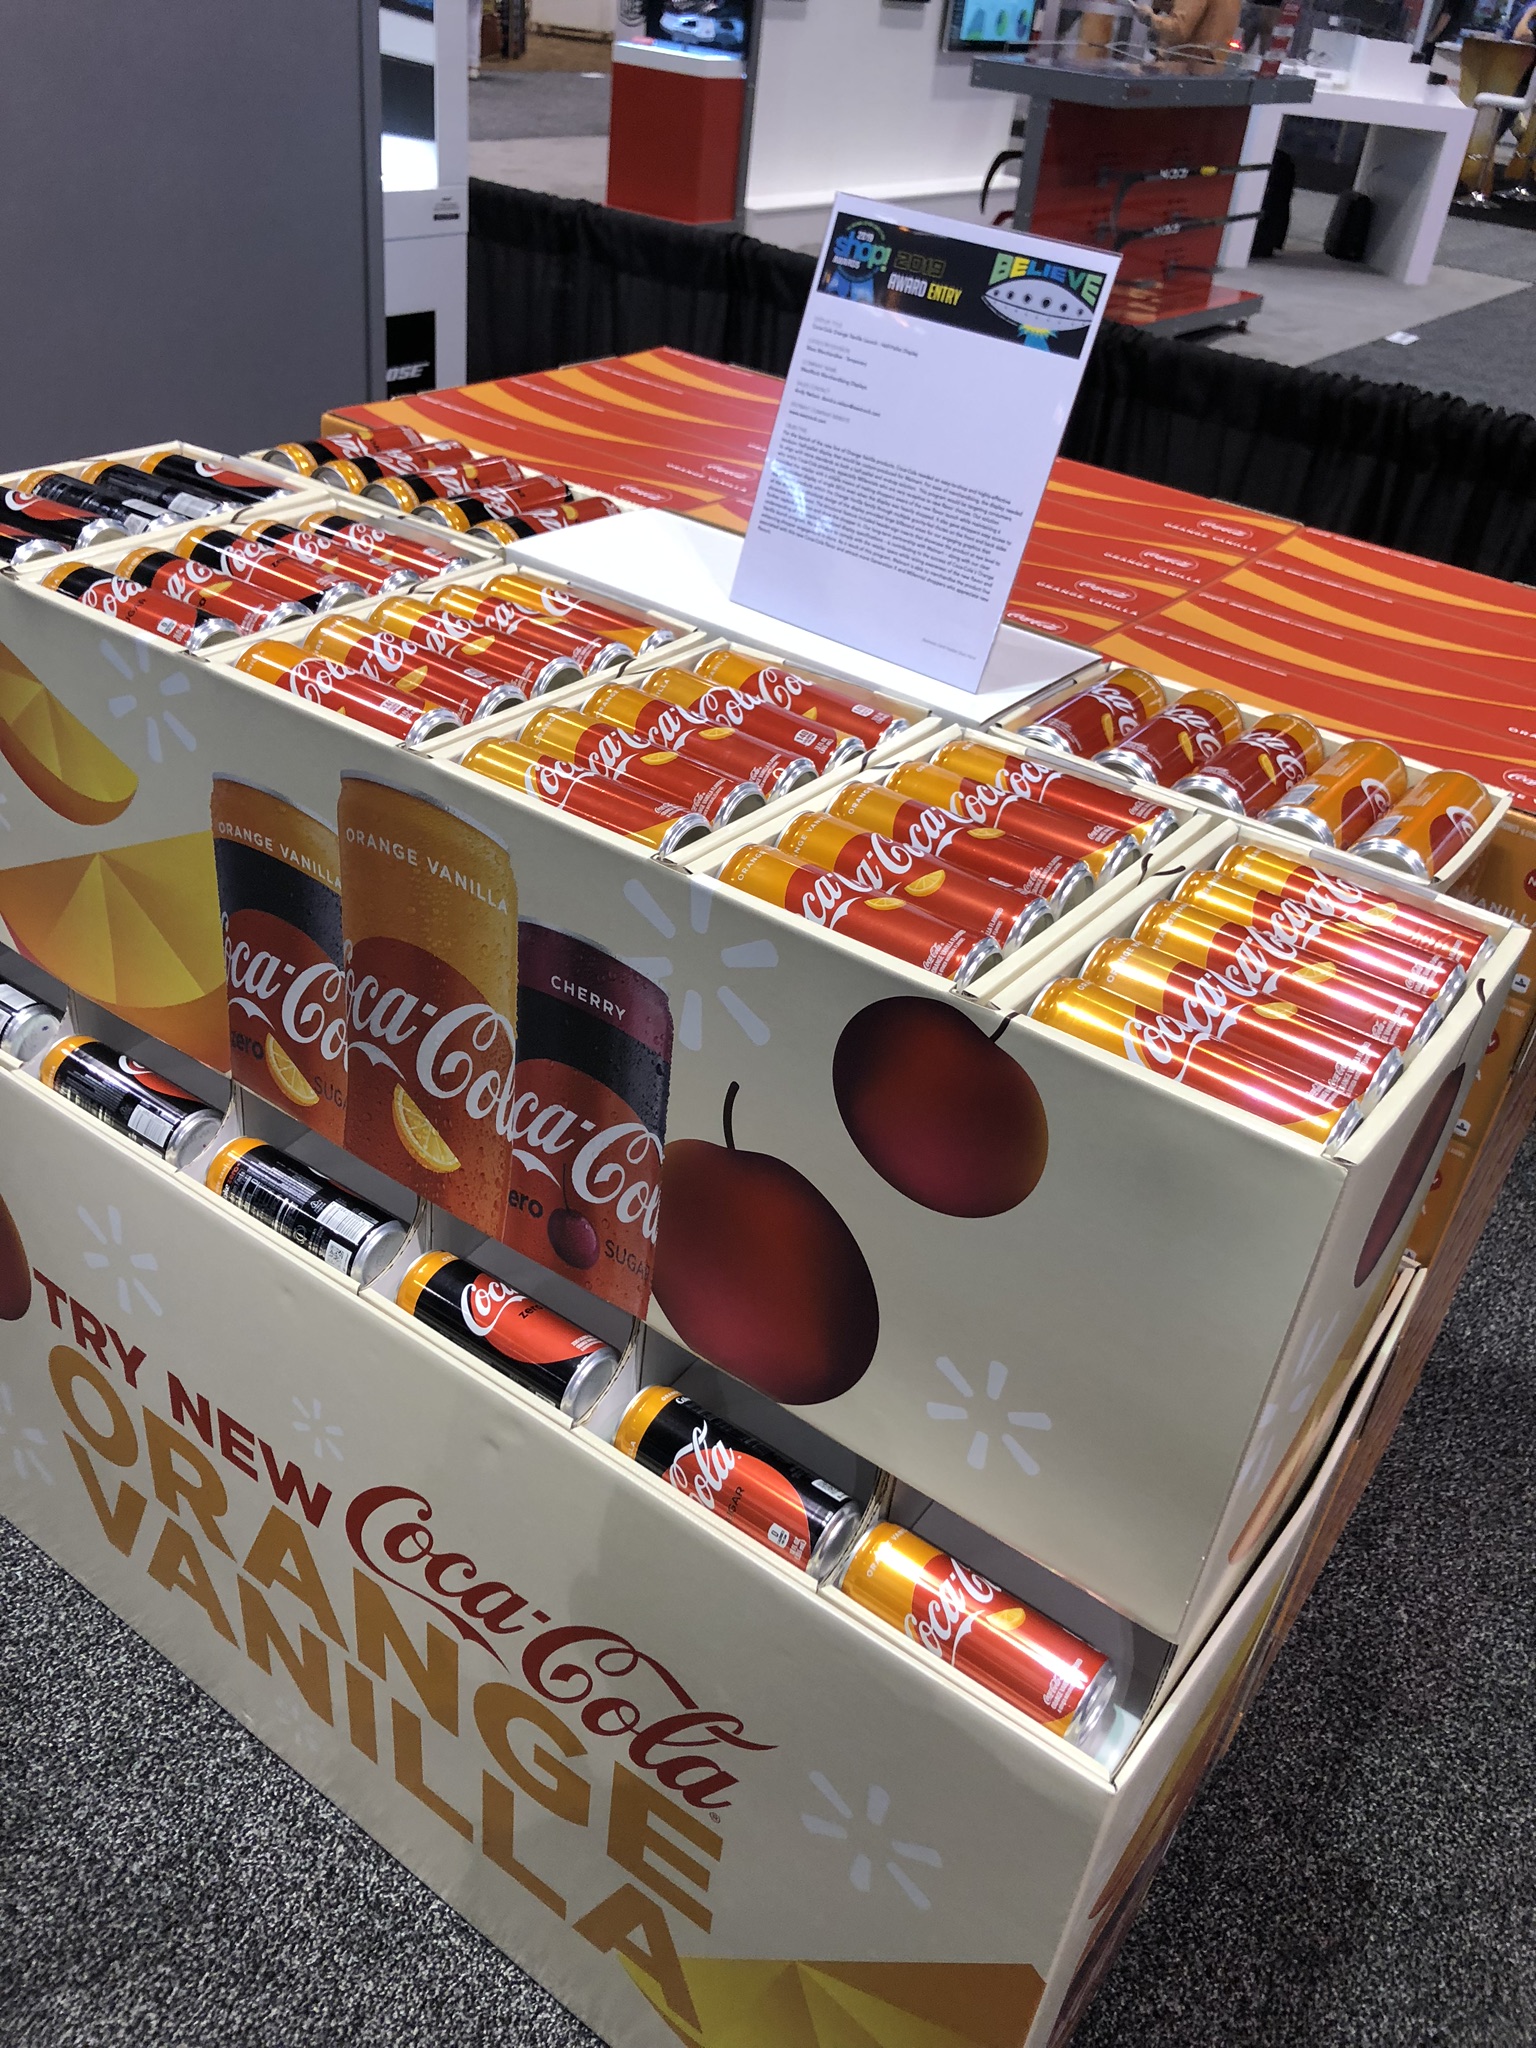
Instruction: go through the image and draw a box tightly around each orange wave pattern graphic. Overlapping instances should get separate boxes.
[332,349,1536,804]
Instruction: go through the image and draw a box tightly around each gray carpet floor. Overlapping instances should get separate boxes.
[470,68,609,141]
[4,1127,1536,2046]
[1314,284,1536,418]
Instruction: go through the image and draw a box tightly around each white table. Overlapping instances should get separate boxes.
[1221,47,1475,285]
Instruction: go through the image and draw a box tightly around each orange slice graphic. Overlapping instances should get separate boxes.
[0,640,138,826]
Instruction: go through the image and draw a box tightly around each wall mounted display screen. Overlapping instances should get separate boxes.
[643,1,751,53]
[944,0,1039,49]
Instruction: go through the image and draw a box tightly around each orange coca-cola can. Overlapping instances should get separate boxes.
[211,779,347,1144]
[1030,977,1364,1151]
[637,667,866,772]
[886,761,1140,880]
[1175,714,1324,815]
[367,596,582,695]
[304,618,527,722]
[930,739,1178,846]
[338,776,518,1234]
[1214,846,1493,974]
[462,736,711,853]
[1134,898,1442,1057]
[841,1523,1117,1745]
[719,845,1001,989]
[302,511,473,579]
[1095,689,1244,785]
[1353,771,1497,881]
[1011,667,1166,756]
[693,651,911,748]
[1264,738,1408,848]
[779,813,1055,951]
[584,681,818,798]
[1082,937,1401,1112]
[520,707,764,826]
[1173,871,1465,1011]
[506,924,671,1315]
[233,642,460,746]
[479,571,679,656]
[829,782,1092,910]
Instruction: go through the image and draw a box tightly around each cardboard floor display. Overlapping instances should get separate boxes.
[0,411,1530,2047]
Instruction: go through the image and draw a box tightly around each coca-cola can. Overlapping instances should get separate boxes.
[615,1385,861,1579]
[398,1251,622,1417]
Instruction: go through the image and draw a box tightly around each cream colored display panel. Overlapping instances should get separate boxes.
[0,1068,1411,2048]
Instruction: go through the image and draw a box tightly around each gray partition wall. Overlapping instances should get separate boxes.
[0,0,386,469]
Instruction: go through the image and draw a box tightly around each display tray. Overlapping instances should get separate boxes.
[0,1047,1419,2048]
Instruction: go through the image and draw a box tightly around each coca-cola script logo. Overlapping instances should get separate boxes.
[907,1556,999,1664]
[669,1423,735,1513]
[226,928,347,1061]
[506,1082,662,1239]
[346,1484,774,1808]
[348,967,516,1126]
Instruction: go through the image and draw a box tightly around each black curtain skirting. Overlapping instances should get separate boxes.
[467,179,1536,586]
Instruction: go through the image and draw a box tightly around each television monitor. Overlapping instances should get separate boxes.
[944,0,1039,49]
[643,1,751,54]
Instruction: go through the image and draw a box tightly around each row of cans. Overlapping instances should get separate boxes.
[1008,667,1495,883]
[24,995,1116,1748]
[260,428,622,548]
[37,509,483,650]
[0,451,296,566]
[1031,844,1489,1152]
[463,651,919,851]
[231,573,685,747]
[714,734,1183,990]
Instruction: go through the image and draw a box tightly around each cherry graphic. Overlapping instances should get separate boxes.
[547,1154,599,1270]
[0,1192,28,1320]
[652,1082,879,1405]
[833,996,1048,1217]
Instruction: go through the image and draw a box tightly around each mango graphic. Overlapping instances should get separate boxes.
[0,638,138,826]
[622,1955,1045,2048]
[0,832,229,1071]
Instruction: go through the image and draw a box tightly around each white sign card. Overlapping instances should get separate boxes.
[732,196,1120,693]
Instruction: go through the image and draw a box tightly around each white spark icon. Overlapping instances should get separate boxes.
[622,875,778,1053]
[0,1383,52,1485]
[801,1772,942,1911]
[292,1396,344,1462]
[101,637,197,765]
[78,1204,162,1317]
[927,1355,1051,1476]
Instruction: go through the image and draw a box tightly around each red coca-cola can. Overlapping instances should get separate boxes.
[1215,845,1493,975]
[842,1523,1117,1745]
[115,546,307,634]
[1134,898,1442,1057]
[886,761,1140,880]
[462,737,712,853]
[780,812,1056,951]
[584,681,818,799]
[506,923,673,1316]
[520,708,764,826]
[178,524,365,612]
[40,563,235,651]
[829,782,1092,911]
[1012,668,1167,756]
[1083,937,1402,1111]
[720,844,1001,990]
[243,517,420,596]
[1174,872,1466,1011]
[1032,978,1365,1153]
[233,642,459,746]
[694,651,911,748]
[1095,689,1244,785]
[930,739,1178,846]
[304,619,528,722]
[303,512,473,578]
[367,599,582,695]
[1176,714,1324,815]
[616,1386,860,1577]
[635,669,865,770]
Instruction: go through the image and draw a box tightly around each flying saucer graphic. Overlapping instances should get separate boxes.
[982,272,1097,351]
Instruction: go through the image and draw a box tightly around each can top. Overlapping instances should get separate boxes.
[396,1248,455,1317]
[38,1035,89,1088]
[205,1135,263,1193]
[614,1384,680,1460]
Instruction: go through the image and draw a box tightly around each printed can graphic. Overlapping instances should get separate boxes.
[504,922,672,1317]
[339,776,518,1233]
[211,778,347,1144]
